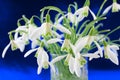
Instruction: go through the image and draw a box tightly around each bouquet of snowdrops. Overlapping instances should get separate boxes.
[2,0,120,78]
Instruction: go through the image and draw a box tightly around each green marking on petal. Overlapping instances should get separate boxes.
[11,41,17,51]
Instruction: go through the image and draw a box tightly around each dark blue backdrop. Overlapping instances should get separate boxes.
[0,0,120,80]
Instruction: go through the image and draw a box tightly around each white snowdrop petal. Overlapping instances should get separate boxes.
[42,49,49,62]
[24,48,38,57]
[74,59,81,77]
[31,40,38,49]
[69,43,78,57]
[2,42,11,58]
[28,26,37,35]
[29,27,43,40]
[77,15,84,22]
[75,36,89,52]
[49,62,56,73]
[47,38,63,44]
[107,46,119,65]
[54,24,71,34]
[103,5,112,15]
[89,9,97,20]
[117,3,120,10]
[22,33,28,42]
[51,55,67,64]
[69,56,75,74]
[67,12,75,23]
[75,7,84,15]
[15,39,25,52]
[14,32,19,40]
[16,26,27,32]
[82,52,100,61]
[37,65,42,75]
[37,49,43,65]
[109,45,119,50]
[94,41,103,57]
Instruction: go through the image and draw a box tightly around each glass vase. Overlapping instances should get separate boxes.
[50,56,88,80]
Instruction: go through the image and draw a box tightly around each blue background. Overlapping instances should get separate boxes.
[0,0,120,80]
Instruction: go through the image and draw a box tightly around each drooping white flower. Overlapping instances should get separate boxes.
[104,44,119,65]
[67,55,74,73]
[67,12,85,26]
[15,24,38,49]
[80,41,103,61]
[69,43,87,77]
[75,6,97,20]
[29,23,49,40]
[64,52,82,77]
[103,2,120,14]
[67,6,96,26]
[112,2,120,12]
[75,36,94,53]
[2,37,26,58]
[67,12,77,24]
[24,47,66,75]
[30,22,71,41]
[61,39,70,51]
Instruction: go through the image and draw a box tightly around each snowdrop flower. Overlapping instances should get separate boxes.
[80,41,102,61]
[2,37,26,58]
[30,22,71,40]
[103,1,120,14]
[112,1,120,12]
[64,52,84,77]
[67,12,77,23]
[61,39,70,52]
[104,44,119,65]
[81,40,104,61]
[67,1,96,25]
[29,22,50,40]
[24,47,66,74]
[75,35,95,53]
[67,12,84,26]
[15,24,38,49]
[69,43,87,77]
[75,6,96,20]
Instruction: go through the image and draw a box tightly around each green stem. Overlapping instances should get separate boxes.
[77,20,90,34]
[99,26,120,41]
[113,0,117,2]
[111,39,120,43]
[98,29,110,34]
[17,18,24,26]
[97,0,107,17]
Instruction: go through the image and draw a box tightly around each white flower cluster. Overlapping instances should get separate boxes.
[2,0,120,78]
